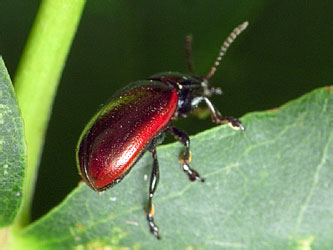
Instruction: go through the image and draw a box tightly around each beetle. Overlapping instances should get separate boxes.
[76,21,248,239]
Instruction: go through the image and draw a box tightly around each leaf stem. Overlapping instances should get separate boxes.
[13,0,86,230]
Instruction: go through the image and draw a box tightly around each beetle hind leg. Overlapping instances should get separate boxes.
[168,126,204,182]
[147,148,161,239]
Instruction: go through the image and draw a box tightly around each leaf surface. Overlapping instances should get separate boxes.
[17,87,333,249]
[0,57,26,227]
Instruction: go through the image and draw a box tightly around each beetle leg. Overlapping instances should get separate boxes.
[168,126,204,182]
[147,148,160,239]
[191,96,245,131]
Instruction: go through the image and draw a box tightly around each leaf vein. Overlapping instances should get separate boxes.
[292,127,333,237]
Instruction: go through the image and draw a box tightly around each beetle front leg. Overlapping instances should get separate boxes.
[168,126,204,182]
[147,148,160,239]
[192,96,245,131]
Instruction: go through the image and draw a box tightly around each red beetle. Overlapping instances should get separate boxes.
[76,22,248,239]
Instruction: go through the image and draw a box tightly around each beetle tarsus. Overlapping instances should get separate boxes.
[216,115,245,131]
[209,107,244,131]
[147,213,161,239]
[182,161,205,182]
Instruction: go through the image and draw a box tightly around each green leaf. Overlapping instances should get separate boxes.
[15,87,333,249]
[0,57,26,227]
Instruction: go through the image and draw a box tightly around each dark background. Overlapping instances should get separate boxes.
[1,0,332,221]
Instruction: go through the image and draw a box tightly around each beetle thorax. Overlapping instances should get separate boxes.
[150,74,205,117]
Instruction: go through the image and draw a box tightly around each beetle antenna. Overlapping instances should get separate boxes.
[206,21,249,79]
[185,35,195,75]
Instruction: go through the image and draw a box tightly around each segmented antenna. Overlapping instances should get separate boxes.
[206,21,249,79]
[185,35,195,75]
